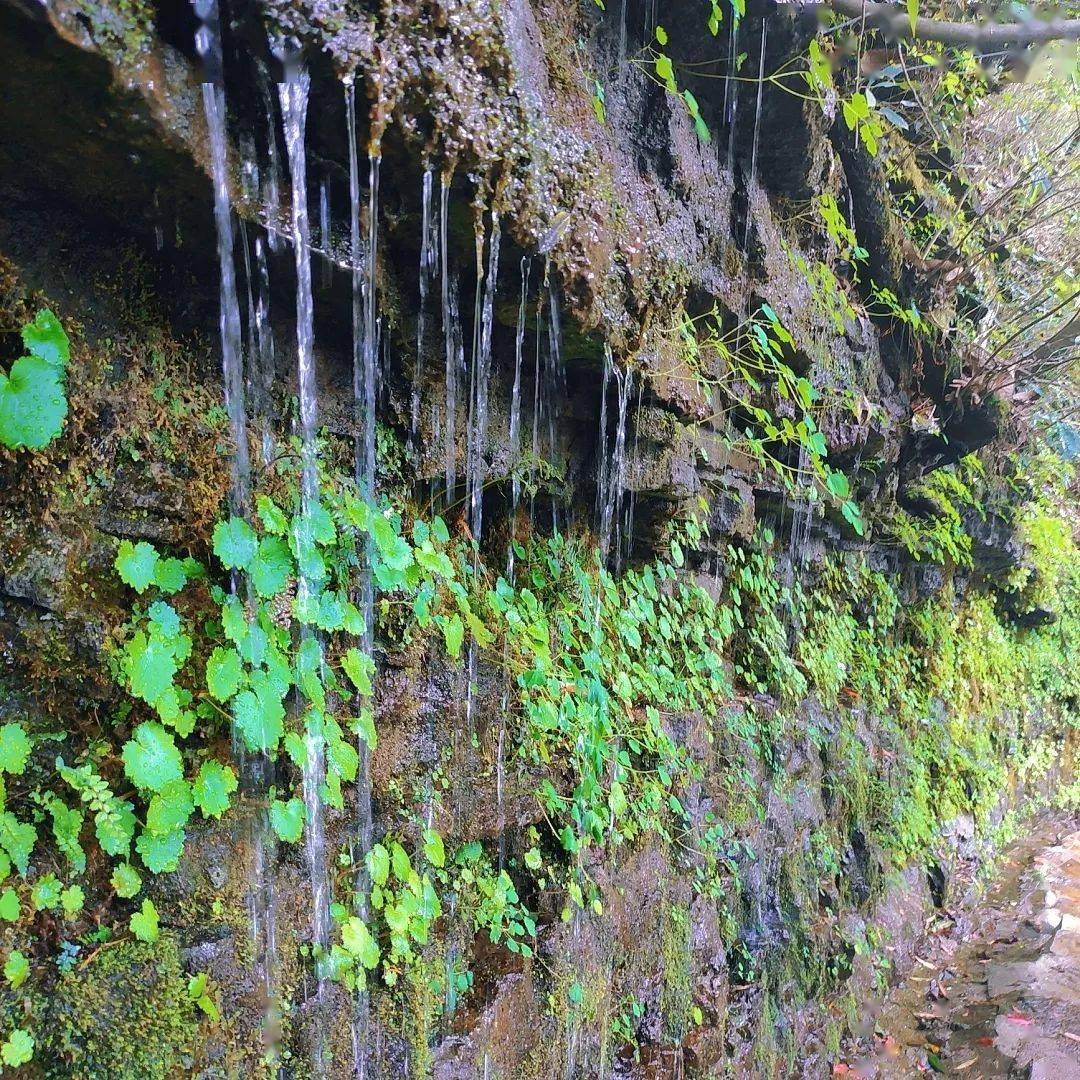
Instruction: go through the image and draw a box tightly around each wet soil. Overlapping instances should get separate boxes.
[844,813,1080,1078]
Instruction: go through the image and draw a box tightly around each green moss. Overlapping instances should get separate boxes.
[42,935,196,1079]
[660,900,692,1044]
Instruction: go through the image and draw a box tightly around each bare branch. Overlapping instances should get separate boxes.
[806,0,1080,45]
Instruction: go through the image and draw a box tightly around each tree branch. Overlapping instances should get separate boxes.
[805,0,1080,45]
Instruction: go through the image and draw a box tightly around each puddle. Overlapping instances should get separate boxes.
[840,813,1080,1078]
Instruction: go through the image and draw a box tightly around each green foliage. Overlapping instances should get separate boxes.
[115,540,160,593]
[31,874,62,911]
[1,1028,34,1067]
[269,796,304,843]
[187,972,220,1021]
[0,309,70,451]
[0,722,31,774]
[4,949,29,988]
[122,722,183,793]
[129,898,160,943]
[676,305,865,534]
[111,862,142,899]
[191,760,236,819]
[0,888,20,922]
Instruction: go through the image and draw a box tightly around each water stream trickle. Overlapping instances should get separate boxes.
[599,363,631,566]
[193,0,278,1050]
[345,79,378,1078]
[621,378,644,573]
[257,62,284,253]
[279,66,332,1049]
[545,278,565,535]
[725,17,740,175]
[199,88,251,514]
[319,178,332,288]
[412,168,438,469]
[743,15,768,254]
[508,255,531,581]
[440,178,459,506]
[468,213,501,544]
[252,232,277,466]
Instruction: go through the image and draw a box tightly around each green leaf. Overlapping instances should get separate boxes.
[250,536,293,598]
[115,540,160,593]
[47,797,85,873]
[367,843,390,887]
[192,761,237,819]
[122,723,183,793]
[124,631,179,708]
[233,679,285,754]
[442,614,464,659]
[1,1028,34,1067]
[0,723,30,775]
[341,915,380,969]
[111,862,143,899]
[257,495,289,535]
[342,648,374,697]
[60,884,85,917]
[22,308,69,369]
[136,827,185,873]
[31,874,62,911]
[270,797,304,843]
[906,0,918,34]
[129,898,160,942]
[655,24,668,44]
[206,646,243,702]
[146,779,194,835]
[154,557,189,595]
[422,828,445,868]
[0,888,19,922]
[0,812,37,874]
[4,949,29,988]
[212,517,258,571]
[0,354,67,450]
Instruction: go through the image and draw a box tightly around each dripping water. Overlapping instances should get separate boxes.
[440,178,458,505]
[497,255,531,875]
[193,1,282,1049]
[545,278,565,534]
[253,233,276,466]
[257,61,284,252]
[508,256,531,581]
[621,378,644,572]
[528,273,547,535]
[346,79,377,1079]
[278,66,332,1048]
[468,213,501,543]
[319,178,331,288]
[599,364,631,567]
[725,16,740,175]
[596,348,612,543]
[412,168,438,468]
[742,14,769,254]
[196,44,250,513]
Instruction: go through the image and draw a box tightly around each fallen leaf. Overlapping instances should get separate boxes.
[956,1059,978,1071]
[1063,1031,1080,1044]
[1006,1012,1034,1025]
[975,1036,995,1046]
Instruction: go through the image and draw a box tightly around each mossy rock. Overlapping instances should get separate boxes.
[41,935,196,1079]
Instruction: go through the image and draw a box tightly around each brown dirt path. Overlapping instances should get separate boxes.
[841,813,1080,1078]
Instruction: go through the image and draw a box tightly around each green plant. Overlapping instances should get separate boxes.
[0,308,70,450]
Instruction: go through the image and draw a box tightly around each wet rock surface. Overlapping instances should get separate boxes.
[846,813,1080,1078]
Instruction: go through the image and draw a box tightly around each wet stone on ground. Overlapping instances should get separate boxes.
[846,814,1080,1078]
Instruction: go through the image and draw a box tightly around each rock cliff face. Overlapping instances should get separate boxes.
[0,1,1073,1077]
